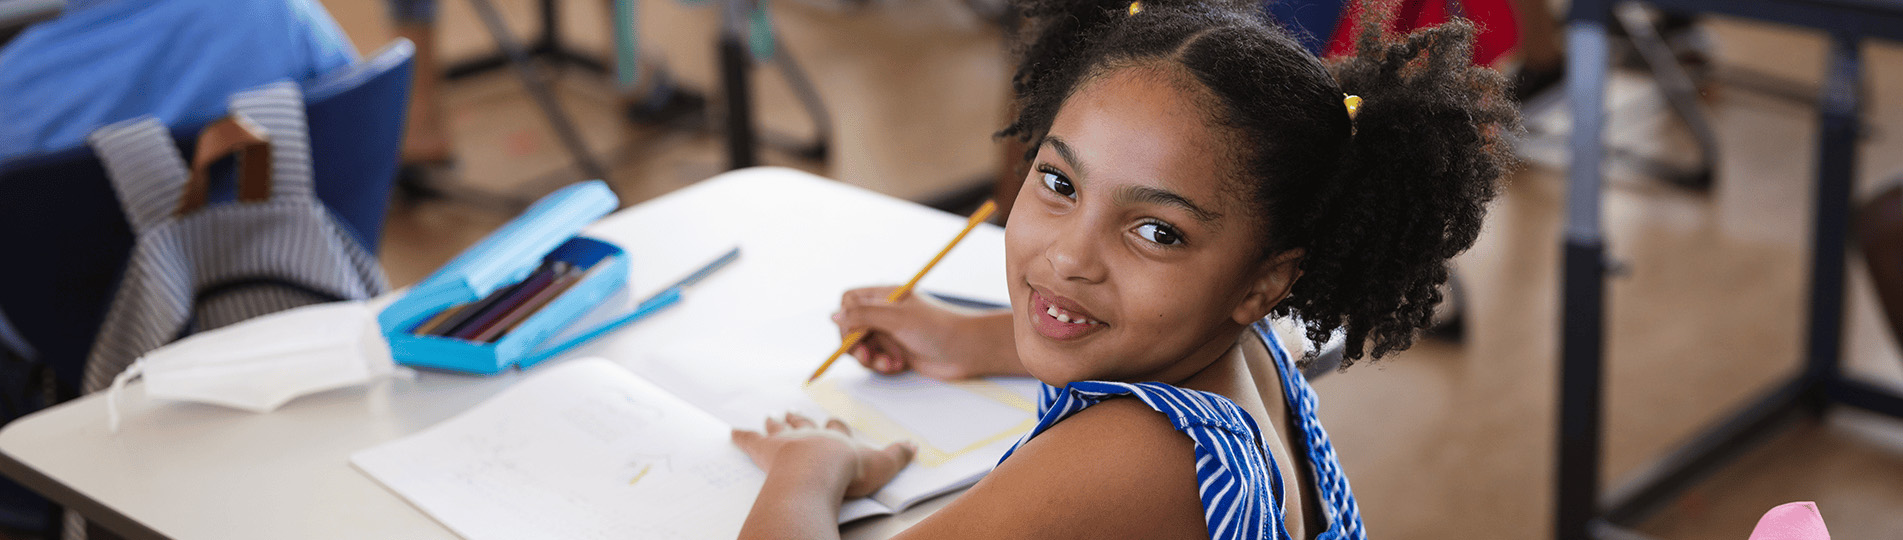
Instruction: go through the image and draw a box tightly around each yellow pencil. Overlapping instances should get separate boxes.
[807,200,998,384]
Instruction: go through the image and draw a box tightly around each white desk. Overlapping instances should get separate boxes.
[0,168,1009,539]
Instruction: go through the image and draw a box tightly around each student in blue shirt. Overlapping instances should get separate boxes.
[0,0,356,164]
[729,0,1517,538]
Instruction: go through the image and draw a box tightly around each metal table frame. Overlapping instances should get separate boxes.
[716,0,834,169]
[464,0,612,182]
[1558,1,1903,539]
[449,0,834,179]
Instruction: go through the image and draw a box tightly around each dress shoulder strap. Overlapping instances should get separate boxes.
[1251,320,1368,540]
[1007,380,1292,540]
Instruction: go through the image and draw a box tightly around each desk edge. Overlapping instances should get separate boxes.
[0,422,171,540]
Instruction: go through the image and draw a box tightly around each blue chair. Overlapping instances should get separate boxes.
[0,36,414,537]
[303,40,417,254]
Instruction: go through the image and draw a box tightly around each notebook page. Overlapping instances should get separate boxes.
[632,345,1040,517]
[840,498,898,523]
[823,372,1033,454]
[351,358,764,540]
[807,372,1039,512]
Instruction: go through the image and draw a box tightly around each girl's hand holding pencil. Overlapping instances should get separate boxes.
[832,287,1025,381]
[807,201,998,383]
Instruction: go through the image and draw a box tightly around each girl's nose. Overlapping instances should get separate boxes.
[1045,225,1107,284]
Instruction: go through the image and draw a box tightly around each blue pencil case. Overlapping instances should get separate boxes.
[376,181,628,374]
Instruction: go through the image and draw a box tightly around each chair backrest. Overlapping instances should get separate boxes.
[0,39,413,391]
[305,38,415,253]
[1261,0,1348,55]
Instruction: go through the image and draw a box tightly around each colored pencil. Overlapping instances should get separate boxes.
[411,304,465,335]
[476,263,589,343]
[432,260,554,337]
[452,262,570,340]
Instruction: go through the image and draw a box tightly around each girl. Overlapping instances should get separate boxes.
[730,0,1515,537]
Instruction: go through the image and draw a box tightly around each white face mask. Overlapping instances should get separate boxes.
[107,301,397,432]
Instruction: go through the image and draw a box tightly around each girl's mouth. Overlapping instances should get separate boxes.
[1043,304,1101,325]
[1030,289,1107,341]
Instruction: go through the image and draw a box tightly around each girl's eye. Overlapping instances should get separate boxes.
[1040,171,1075,198]
[1136,222,1183,246]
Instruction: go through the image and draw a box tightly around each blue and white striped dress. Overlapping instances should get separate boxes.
[997,320,1366,540]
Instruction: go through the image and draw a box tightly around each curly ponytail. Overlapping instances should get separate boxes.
[1001,0,1518,367]
[1279,7,1519,364]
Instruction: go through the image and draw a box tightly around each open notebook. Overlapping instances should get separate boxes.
[351,357,1040,539]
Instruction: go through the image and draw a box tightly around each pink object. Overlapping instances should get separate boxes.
[1748,502,1831,540]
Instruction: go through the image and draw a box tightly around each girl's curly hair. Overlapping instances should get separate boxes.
[999,0,1518,367]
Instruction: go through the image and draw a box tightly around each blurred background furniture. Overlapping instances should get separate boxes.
[460,0,613,182]
[434,0,833,186]
[1556,2,1903,539]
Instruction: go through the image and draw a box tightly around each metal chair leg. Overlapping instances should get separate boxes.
[718,0,758,170]
[768,35,832,161]
[1612,3,1719,190]
[466,0,613,182]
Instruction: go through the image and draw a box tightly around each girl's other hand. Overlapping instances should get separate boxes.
[731,413,916,499]
[833,286,997,380]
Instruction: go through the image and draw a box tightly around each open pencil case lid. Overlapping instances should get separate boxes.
[376,180,629,374]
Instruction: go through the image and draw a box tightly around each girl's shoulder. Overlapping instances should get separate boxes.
[984,381,1291,539]
[900,396,1208,540]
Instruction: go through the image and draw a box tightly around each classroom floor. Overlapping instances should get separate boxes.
[319,0,1903,537]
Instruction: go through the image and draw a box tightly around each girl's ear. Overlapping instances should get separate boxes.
[1231,249,1304,326]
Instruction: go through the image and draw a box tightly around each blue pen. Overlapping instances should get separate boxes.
[517,247,741,368]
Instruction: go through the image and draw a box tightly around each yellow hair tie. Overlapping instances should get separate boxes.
[1343,94,1362,120]
[1127,1,1142,15]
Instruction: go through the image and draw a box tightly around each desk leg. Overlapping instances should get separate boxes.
[1802,36,1859,402]
[1557,9,1613,540]
[720,0,759,170]
[538,0,560,55]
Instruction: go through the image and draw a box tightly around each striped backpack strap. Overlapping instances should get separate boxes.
[82,119,196,395]
[224,78,386,290]
[227,80,314,204]
[89,117,189,234]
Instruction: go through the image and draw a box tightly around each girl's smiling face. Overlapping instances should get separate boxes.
[1006,65,1303,387]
